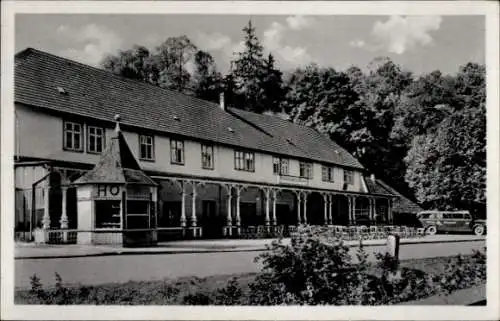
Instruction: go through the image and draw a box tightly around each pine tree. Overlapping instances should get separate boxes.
[231,20,266,112]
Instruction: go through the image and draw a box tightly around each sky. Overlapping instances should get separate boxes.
[15,14,485,76]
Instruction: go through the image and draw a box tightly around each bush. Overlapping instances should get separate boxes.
[17,243,486,305]
[246,235,486,305]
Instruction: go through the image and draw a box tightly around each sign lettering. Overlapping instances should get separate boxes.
[96,185,121,198]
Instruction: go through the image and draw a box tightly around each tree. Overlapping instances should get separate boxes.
[391,70,458,145]
[284,64,364,152]
[101,45,158,85]
[191,50,223,103]
[154,35,198,92]
[404,104,486,214]
[231,20,267,112]
[261,53,286,113]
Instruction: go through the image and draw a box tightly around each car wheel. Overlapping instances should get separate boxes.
[426,226,437,235]
[474,225,485,236]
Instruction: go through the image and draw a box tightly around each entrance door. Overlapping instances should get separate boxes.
[240,202,258,226]
[160,201,181,227]
[276,204,291,226]
[201,200,222,238]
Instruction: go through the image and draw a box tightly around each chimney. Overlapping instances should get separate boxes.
[114,114,121,133]
[219,92,225,111]
[370,174,376,182]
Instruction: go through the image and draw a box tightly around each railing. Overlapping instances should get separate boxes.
[292,224,427,242]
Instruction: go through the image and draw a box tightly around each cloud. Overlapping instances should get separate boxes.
[263,18,314,65]
[195,31,244,61]
[371,15,442,54]
[56,23,123,66]
[349,39,366,48]
[286,15,316,30]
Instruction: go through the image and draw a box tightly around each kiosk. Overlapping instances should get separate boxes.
[73,115,158,247]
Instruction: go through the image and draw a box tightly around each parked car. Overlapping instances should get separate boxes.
[416,210,486,236]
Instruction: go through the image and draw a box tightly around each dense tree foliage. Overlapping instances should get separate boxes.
[101,20,486,214]
[102,36,197,92]
[191,50,223,103]
[229,21,285,112]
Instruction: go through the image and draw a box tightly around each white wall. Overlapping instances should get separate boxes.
[16,103,364,192]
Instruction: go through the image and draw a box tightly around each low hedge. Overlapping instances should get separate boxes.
[16,235,486,305]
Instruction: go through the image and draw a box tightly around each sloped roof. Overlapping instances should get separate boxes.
[364,176,423,214]
[14,48,364,170]
[74,125,156,186]
[228,108,363,169]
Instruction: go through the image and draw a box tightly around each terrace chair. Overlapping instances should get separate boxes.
[239,227,248,239]
[404,226,415,239]
[334,225,343,238]
[274,225,285,238]
[369,226,378,240]
[348,226,358,240]
[247,226,257,239]
[338,226,349,240]
[256,226,266,239]
[358,225,369,240]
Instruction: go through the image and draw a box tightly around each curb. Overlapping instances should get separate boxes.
[15,237,485,260]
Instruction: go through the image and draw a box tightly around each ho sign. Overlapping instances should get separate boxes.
[96,184,121,198]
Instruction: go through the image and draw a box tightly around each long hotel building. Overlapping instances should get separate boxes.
[13,48,422,243]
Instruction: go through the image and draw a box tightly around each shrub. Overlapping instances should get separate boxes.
[17,243,486,305]
[215,278,243,305]
[249,236,375,305]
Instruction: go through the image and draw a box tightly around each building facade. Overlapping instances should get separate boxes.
[14,48,408,243]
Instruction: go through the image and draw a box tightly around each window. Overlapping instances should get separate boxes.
[344,170,354,185]
[87,126,105,153]
[64,121,83,151]
[234,150,254,172]
[139,135,154,160]
[299,162,313,179]
[201,144,214,169]
[273,157,289,175]
[321,165,335,182]
[95,200,121,228]
[170,139,184,164]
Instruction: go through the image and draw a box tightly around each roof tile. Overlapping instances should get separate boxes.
[15,48,363,170]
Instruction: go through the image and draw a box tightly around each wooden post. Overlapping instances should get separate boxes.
[264,188,270,226]
[180,183,187,228]
[347,196,352,225]
[42,186,50,229]
[235,188,241,227]
[296,192,302,225]
[59,186,69,229]
[191,184,197,227]
[303,192,308,225]
[328,194,333,224]
[352,196,357,225]
[323,194,328,225]
[272,189,277,226]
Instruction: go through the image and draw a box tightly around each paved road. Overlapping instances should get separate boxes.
[15,240,485,288]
